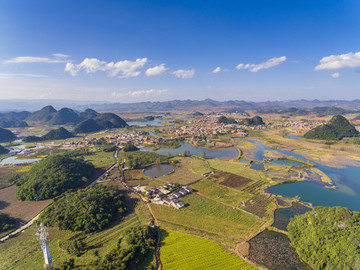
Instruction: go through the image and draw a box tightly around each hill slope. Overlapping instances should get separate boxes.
[49,108,81,125]
[304,115,359,140]
[26,105,57,122]
[0,128,16,142]
[74,113,127,133]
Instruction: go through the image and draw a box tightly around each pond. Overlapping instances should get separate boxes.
[0,156,41,166]
[285,134,302,139]
[144,164,175,177]
[245,139,360,212]
[250,163,265,170]
[248,229,311,270]
[272,202,312,231]
[127,118,172,127]
[141,142,239,159]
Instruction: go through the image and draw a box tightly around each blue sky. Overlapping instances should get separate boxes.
[0,0,359,102]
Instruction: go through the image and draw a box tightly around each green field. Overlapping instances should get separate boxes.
[191,178,253,207]
[151,193,264,246]
[84,150,115,168]
[208,159,263,181]
[160,230,256,270]
[0,183,153,269]
[189,157,211,175]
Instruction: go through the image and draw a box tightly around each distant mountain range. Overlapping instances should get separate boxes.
[2,99,360,112]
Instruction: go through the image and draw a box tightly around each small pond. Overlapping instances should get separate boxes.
[0,156,41,166]
[272,202,312,231]
[250,163,265,170]
[144,164,175,177]
[141,142,239,159]
[285,134,302,139]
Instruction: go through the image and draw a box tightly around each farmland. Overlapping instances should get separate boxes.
[190,178,253,207]
[151,193,265,246]
[207,159,263,182]
[160,230,256,270]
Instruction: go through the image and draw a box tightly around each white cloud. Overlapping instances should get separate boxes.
[111,89,169,98]
[331,72,340,78]
[53,53,70,58]
[171,69,195,78]
[65,57,147,78]
[145,64,168,76]
[213,67,221,73]
[236,56,287,72]
[0,73,49,78]
[4,56,65,64]
[315,52,360,70]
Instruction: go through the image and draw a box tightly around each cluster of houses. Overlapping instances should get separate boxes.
[134,183,193,209]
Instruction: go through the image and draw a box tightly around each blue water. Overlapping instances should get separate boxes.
[141,142,239,159]
[285,134,302,139]
[144,164,175,177]
[244,139,360,211]
[127,118,168,127]
[251,163,265,170]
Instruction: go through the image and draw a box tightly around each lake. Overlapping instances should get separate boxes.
[141,142,239,159]
[144,164,175,177]
[243,139,360,212]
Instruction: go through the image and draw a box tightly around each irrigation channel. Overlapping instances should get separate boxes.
[243,139,360,212]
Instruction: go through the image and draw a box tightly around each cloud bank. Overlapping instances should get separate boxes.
[65,57,148,78]
[145,64,167,76]
[236,56,287,72]
[315,52,360,70]
[4,56,65,64]
[171,69,195,78]
[111,89,169,98]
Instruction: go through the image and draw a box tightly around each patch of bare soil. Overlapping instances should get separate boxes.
[248,229,312,270]
[214,172,252,190]
[0,185,52,224]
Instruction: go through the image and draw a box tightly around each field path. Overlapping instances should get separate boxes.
[0,213,40,242]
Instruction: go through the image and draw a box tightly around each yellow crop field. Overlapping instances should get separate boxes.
[161,230,256,270]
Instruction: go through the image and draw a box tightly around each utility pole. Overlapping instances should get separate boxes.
[37,223,54,270]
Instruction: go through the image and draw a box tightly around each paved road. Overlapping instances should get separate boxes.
[0,213,41,242]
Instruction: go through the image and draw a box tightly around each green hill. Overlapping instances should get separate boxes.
[73,118,102,133]
[239,116,264,126]
[79,108,99,120]
[288,206,360,270]
[15,155,94,201]
[42,127,74,140]
[0,120,28,128]
[304,115,359,140]
[74,113,128,134]
[217,116,237,124]
[0,127,16,142]
[49,108,81,125]
[0,145,9,154]
[26,105,57,122]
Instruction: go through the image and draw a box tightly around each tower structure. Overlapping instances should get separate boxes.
[38,223,54,270]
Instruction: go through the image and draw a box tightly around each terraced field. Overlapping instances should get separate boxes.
[161,230,256,270]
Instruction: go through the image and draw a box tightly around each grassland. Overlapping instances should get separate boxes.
[189,157,211,175]
[191,178,253,207]
[160,230,256,270]
[0,182,153,269]
[83,150,115,168]
[208,159,263,181]
[151,193,264,246]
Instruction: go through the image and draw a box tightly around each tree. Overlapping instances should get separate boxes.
[183,150,190,157]
[200,151,206,159]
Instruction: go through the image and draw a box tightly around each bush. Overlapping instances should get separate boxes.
[0,213,16,232]
[40,185,125,233]
[16,155,94,201]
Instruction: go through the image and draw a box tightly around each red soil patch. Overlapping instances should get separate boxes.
[0,185,52,223]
